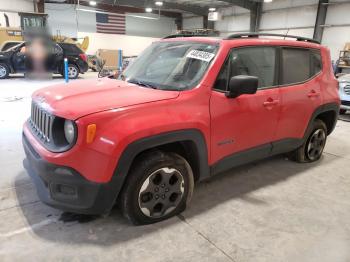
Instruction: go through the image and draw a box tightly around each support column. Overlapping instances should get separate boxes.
[37,0,45,13]
[204,16,215,30]
[250,2,262,32]
[313,0,329,42]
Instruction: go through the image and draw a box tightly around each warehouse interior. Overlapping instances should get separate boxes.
[1,0,350,261]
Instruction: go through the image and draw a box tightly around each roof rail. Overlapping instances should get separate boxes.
[163,33,216,39]
[225,33,320,44]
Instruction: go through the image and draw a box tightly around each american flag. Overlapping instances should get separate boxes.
[96,12,125,35]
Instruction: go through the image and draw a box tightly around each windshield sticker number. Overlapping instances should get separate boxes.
[186,50,215,62]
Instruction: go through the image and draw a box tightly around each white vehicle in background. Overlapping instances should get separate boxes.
[338,74,350,114]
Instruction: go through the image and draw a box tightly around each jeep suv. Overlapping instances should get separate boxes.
[22,33,340,225]
[0,42,88,79]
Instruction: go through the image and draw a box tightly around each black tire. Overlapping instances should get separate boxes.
[339,109,347,115]
[63,64,79,79]
[119,151,194,225]
[0,63,10,79]
[289,119,327,163]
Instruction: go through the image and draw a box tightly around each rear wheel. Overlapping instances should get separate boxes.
[339,109,347,115]
[0,63,10,79]
[290,119,327,163]
[62,64,79,79]
[119,151,194,225]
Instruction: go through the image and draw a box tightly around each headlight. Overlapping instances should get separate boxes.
[64,120,76,144]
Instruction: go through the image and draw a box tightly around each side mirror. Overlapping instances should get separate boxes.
[226,75,258,98]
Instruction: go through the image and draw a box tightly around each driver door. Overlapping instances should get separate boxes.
[46,43,64,73]
[210,46,281,168]
[12,43,27,72]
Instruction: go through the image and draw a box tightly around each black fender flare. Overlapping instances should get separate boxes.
[104,129,210,211]
[304,102,339,139]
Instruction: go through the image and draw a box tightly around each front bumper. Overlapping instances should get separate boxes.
[340,100,350,110]
[22,133,117,215]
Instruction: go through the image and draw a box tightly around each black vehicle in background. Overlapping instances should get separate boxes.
[0,42,88,79]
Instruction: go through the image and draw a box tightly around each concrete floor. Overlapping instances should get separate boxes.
[1,72,350,261]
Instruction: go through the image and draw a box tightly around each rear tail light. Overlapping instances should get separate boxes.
[79,53,88,62]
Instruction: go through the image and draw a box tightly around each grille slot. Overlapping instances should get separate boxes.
[344,85,350,95]
[29,102,52,142]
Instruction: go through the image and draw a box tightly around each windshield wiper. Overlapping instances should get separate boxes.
[127,79,159,89]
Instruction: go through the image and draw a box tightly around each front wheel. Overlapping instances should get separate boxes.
[119,151,194,225]
[290,119,327,163]
[0,63,10,79]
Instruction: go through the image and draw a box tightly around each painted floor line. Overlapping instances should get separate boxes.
[0,218,56,238]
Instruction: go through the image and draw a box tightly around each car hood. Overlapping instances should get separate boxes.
[32,78,180,120]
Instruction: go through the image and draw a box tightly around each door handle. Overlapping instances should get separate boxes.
[308,90,319,98]
[263,99,279,107]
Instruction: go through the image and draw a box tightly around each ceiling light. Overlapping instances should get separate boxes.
[264,0,273,2]
[145,7,153,12]
[209,7,216,12]
[89,1,97,6]
[155,1,163,6]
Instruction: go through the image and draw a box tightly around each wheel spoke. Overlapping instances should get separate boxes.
[307,128,326,160]
[138,167,185,218]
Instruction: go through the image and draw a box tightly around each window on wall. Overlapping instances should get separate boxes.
[214,46,277,91]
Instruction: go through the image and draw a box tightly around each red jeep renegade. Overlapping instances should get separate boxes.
[23,33,340,225]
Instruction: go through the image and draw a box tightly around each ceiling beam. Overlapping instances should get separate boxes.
[217,0,256,10]
[78,1,182,19]
[94,0,208,16]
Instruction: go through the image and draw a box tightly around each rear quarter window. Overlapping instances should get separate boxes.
[281,47,322,86]
[59,43,83,55]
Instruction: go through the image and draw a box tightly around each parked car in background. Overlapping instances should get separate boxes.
[338,74,350,114]
[23,33,340,225]
[0,41,88,79]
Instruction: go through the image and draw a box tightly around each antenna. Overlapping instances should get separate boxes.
[284,29,290,40]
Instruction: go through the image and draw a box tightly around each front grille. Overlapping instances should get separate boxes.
[29,102,53,142]
[341,100,350,106]
[344,85,350,95]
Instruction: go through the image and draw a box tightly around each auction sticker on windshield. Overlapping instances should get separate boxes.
[186,50,215,62]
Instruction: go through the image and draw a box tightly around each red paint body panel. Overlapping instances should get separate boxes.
[25,37,340,184]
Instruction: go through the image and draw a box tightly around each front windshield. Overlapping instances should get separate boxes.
[121,41,219,90]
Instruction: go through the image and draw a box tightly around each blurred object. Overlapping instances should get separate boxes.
[87,55,105,72]
[336,50,350,77]
[96,49,123,70]
[338,74,350,115]
[173,28,220,37]
[26,38,49,79]
[97,59,115,78]
[0,41,88,80]
[122,56,137,70]
[0,12,89,55]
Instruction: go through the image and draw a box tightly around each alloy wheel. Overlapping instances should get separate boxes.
[68,66,78,78]
[306,128,326,161]
[0,65,6,78]
[138,167,185,218]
